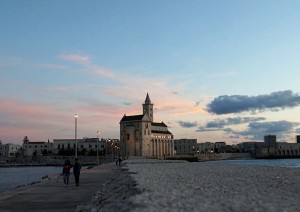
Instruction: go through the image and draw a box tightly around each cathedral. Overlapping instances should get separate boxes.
[120,93,174,157]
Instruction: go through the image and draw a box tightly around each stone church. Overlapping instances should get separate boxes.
[120,93,174,157]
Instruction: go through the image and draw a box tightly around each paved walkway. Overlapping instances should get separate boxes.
[0,163,117,212]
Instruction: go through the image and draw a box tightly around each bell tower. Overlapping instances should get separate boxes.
[143,93,154,122]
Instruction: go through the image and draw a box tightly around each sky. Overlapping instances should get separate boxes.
[1,0,300,145]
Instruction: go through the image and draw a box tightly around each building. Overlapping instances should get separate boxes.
[52,138,108,155]
[256,135,300,158]
[0,143,21,158]
[214,142,227,153]
[264,135,277,148]
[196,142,214,153]
[276,142,300,157]
[174,139,197,155]
[120,93,173,157]
[22,140,52,156]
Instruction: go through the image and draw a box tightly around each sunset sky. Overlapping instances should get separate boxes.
[1,0,300,145]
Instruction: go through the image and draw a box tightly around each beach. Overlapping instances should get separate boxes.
[79,159,300,212]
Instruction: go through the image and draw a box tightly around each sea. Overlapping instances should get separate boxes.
[215,158,300,168]
[0,166,62,193]
[1,159,300,193]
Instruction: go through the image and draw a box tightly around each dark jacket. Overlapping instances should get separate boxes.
[73,162,81,175]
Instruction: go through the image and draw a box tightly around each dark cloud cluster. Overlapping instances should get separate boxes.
[178,121,198,128]
[194,116,299,141]
[196,117,265,132]
[224,121,298,141]
[207,90,300,114]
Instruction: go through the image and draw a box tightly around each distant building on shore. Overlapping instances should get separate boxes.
[256,135,300,158]
[22,140,52,156]
[174,139,197,155]
[120,93,174,157]
[52,138,116,155]
[0,143,21,158]
[196,142,214,153]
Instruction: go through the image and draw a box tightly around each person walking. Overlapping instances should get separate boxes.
[73,158,81,186]
[62,159,72,186]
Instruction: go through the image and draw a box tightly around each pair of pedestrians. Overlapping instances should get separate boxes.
[62,158,81,186]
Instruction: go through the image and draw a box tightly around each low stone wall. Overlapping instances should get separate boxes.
[197,153,251,161]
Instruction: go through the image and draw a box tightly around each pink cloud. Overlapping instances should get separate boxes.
[89,65,115,78]
[60,54,90,64]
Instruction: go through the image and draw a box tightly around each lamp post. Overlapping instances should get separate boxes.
[106,139,110,163]
[75,114,78,158]
[97,131,100,166]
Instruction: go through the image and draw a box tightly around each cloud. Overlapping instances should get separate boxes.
[178,121,198,128]
[197,116,266,132]
[123,102,132,106]
[60,54,90,64]
[91,66,115,78]
[195,101,202,107]
[207,90,300,114]
[224,121,299,141]
[196,127,221,132]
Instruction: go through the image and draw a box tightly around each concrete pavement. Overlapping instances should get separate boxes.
[0,163,117,212]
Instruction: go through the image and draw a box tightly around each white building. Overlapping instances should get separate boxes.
[120,93,174,157]
[0,143,21,158]
[52,138,107,155]
[22,140,52,156]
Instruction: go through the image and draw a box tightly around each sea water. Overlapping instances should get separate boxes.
[0,166,61,193]
[214,158,300,168]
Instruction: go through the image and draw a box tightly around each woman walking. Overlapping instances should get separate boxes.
[62,159,72,186]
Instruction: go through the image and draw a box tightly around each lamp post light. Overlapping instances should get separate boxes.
[97,131,100,166]
[75,114,78,158]
[106,139,110,163]
[111,142,114,161]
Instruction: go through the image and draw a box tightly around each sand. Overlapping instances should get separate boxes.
[78,159,300,212]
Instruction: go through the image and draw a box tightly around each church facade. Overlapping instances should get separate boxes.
[120,94,174,157]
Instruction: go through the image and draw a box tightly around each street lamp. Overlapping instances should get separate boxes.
[106,139,110,162]
[97,131,100,166]
[75,114,78,158]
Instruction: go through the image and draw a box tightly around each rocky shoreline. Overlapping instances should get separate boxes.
[78,159,300,212]
[77,165,142,212]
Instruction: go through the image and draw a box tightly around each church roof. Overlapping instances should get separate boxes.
[152,122,167,127]
[151,130,173,135]
[120,114,144,122]
[145,93,152,104]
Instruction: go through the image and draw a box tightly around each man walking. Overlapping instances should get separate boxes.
[73,158,81,186]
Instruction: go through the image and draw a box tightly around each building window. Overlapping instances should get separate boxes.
[127,134,130,140]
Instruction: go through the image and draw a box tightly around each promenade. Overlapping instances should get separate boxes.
[2,159,300,212]
[0,163,118,212]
